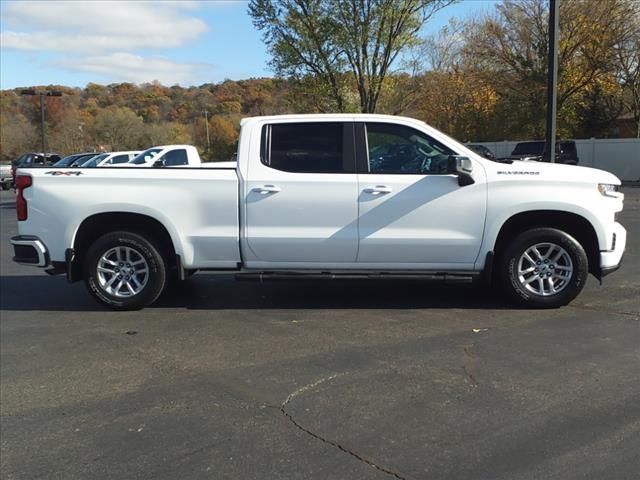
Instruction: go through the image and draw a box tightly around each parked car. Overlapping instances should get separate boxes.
[53,153,100,168]
[506,141,579,164]
[467,144,496,160]
[93,150,140,167]
[1,163,12,190]
[10,152,61,188]
[12,152,61,168]
[122,145,201,167]
[11,114,625,311]
[82,151,141,167]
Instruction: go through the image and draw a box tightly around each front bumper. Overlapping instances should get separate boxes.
[599,222,626,277]
[11,235,50,267]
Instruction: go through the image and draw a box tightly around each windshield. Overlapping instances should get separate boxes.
[512,142,544,155]
[53,155,80,167]
[70,154,97,166]
[131,148,162,165]
[81,153,108,167]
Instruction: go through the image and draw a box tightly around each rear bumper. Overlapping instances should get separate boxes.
[599,222,626,277]
[11,235,50,267]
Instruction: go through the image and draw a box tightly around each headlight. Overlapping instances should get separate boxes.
[598,183,620,197]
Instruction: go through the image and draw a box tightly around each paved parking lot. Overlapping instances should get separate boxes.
[1,187,638,480]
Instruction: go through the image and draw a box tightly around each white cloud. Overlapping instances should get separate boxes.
[1,1,208,53]
[55,52,214,85]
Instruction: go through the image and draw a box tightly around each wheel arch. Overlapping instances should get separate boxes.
[492,210,600,276]
[71,212,179,281]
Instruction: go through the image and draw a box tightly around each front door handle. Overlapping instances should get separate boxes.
[253,184,281,194]
[364,185,392,195]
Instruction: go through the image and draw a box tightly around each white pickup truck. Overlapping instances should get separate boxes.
[121,145,202,168]
[11,114,626,310]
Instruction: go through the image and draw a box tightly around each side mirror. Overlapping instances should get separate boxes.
[447,156,475,186]
[152,159,164,168]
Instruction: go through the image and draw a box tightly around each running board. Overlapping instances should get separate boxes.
[235,271,478,283]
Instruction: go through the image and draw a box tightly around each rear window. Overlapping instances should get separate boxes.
[560,142,577,155]
[261,123,346,173]
[512,142,544,155]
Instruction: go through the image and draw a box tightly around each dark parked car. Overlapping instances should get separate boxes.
[12,152,60,168]
[467,144,496,160]
[507,141,579,165]
[53,152,98,168]
[10,152,61,187]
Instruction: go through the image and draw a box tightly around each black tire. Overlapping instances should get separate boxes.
[83,231,167,310]
[499,228,588,308]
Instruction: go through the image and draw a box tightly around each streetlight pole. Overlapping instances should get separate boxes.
[202,110,210,153]
[20,89,62,159]
[544,0,559,163]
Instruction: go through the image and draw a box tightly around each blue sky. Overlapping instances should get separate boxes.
[1,0,499,89]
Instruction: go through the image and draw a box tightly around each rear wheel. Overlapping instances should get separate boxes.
[499,228,588,308]
[83,231,167,310]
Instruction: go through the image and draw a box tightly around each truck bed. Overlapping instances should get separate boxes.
[17,167,241,269]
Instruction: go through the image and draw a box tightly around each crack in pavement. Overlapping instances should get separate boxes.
[463,346,479,388]
[280,373,410,480]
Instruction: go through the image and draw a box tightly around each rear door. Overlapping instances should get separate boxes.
[356,121,487,268]
[243,121,359,266]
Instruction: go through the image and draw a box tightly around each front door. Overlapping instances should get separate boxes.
[356,122,487,268]
[244,121,359,267]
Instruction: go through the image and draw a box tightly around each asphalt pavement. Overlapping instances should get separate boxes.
[1,187,638,480]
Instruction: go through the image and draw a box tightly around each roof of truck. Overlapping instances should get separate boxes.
[241,113,426,125]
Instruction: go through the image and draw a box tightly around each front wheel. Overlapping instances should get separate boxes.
[499,228,588,308]
[83,231,167,310]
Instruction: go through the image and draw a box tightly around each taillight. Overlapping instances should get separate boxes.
[16,175,32,221]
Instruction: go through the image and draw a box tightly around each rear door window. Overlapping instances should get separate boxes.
[261,123,353,173]
[162,149,188,166]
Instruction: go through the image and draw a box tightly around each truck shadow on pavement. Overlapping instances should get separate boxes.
[0,274,517,312]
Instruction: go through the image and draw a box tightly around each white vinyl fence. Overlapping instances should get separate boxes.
[471,138,640,181]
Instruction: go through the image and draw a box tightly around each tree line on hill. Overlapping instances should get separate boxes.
[1,0,638,163]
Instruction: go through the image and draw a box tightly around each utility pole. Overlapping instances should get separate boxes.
[21,89,62,159]
[544,0,559,163]
[202,110,210,153]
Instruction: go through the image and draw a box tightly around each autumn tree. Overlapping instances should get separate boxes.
[465,0,639,138]
[195,115,239,162]
[143,122,192,146]
[0,112,38,162]
[614,10,640,137]
[249,0,453,113]
[91,106,144,150]
[49,108,91,154]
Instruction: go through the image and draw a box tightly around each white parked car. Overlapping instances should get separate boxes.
[11,114,626,310]
[81,151,141,167]
[121,145,201,168]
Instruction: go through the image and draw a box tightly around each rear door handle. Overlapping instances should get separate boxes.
[364,185,392,195]
[253,184,281,194]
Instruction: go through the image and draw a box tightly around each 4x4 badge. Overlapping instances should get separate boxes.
[44,171,83,176]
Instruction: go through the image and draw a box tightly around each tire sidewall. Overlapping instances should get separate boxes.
[84,231,166,310]
[501,228,588,308]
